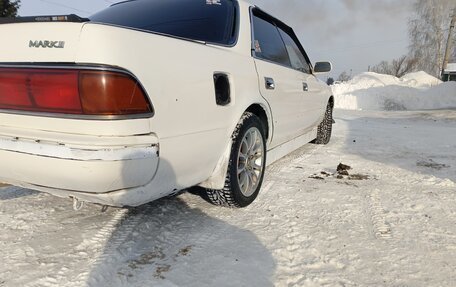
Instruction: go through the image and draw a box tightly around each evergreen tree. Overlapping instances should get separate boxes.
[0,0,21,17]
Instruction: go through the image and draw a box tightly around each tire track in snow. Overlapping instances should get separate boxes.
[86,202,186,286]
[265,143,350,286]
[267,144,321,174]
[28,208,129,287]
[275,218,307,287]
[254,180,276,210]
[81,206,152,287]
[76,201,204,286]
[26,197,243,287]
[88,199,236,286]
[264,145,323,286]
[365,189,393,240]
[160,220,233,285]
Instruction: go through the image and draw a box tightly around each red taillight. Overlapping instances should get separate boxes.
[0,70,32,107]
[31,71,81,113]
[0,68,152,116]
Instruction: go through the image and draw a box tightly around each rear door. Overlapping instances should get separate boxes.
[251,10,307,148]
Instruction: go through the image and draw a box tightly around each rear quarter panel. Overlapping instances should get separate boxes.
[76,23,266,190]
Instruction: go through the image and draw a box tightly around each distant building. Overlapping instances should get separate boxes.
[442,63,456,82]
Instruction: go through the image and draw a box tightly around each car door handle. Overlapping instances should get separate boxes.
[265,77,275,90]
[303,82,309,92]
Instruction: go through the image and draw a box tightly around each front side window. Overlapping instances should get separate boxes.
[278,28,311,74]
[90,0,237,45]
[252,12,291,67]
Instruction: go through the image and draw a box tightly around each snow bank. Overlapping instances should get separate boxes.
[401,71,443,88]
[333,72,456,111]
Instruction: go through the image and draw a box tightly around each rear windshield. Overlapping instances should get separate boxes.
[90,0,238,45]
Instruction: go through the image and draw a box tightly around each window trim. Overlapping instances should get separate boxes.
[250,7,313,74]
[277,27,310,74]
[250,11,291,68]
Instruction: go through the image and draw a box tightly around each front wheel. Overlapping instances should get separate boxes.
[203,112,267,208]
[313,102,333,145]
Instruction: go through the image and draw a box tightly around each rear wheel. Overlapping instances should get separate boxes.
[313,102,333,145]
[203,112,267,208]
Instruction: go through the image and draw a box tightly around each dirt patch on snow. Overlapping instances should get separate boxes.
[154,264,171,279]
[348,174,370,180]
[309,163,371,181]
[127,248,166,270]
[177,245,193,257]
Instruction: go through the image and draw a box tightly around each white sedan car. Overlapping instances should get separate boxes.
[0,0,333,208]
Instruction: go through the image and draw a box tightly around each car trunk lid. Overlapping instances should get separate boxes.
[0,15,88,63]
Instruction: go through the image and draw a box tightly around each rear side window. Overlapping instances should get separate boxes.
[90,0,237,45]
[252,13,291,67]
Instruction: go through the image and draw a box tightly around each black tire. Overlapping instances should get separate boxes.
[201,112,267,208]
[313,102,333,145]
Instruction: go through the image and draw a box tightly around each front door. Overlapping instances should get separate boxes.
[275,19,328,131]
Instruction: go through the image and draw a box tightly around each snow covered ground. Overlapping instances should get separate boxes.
[333,72,456,111]
[1,108,455,287]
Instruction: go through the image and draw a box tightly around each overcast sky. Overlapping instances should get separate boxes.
[18,0,415,78]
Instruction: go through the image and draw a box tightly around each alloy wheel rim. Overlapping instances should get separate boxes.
[237,127,264,197]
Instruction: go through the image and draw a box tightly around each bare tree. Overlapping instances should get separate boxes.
[409,0,456,77]
[337,71,351,82]
[372,55,418,78]
[372,61,390,75]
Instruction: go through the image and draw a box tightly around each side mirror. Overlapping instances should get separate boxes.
[314,62,332,74]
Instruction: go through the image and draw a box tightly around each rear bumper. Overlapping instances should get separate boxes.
[0,132,159,193]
